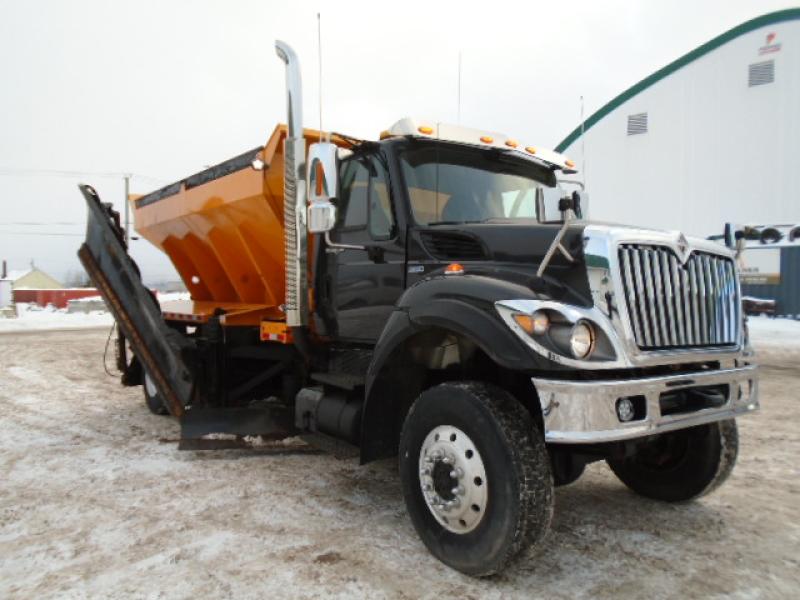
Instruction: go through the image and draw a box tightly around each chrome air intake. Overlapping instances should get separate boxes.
[275,40,308,327]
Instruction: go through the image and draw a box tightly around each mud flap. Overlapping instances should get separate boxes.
[77,184,193,417]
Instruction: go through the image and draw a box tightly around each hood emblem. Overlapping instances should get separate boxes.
[675,232,691,264]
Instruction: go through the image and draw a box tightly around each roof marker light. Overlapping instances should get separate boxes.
[480,136,494,144]
[418,126,434,135]
[525,146,537,154]
[505,139,518,148]
[444,263,465,276]
[565,159,575,168]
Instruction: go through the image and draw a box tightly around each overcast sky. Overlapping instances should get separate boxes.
[0,0,796,283]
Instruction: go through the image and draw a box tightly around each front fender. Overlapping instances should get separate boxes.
[359,274,558,463]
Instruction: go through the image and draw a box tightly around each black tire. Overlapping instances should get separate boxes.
[607,419,738,502]
[399,381,554,577]
[143,372,169,416]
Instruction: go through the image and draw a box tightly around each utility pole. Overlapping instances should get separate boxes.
[580,96,586,188]
[123,174,131,247]
[457,51,462,124]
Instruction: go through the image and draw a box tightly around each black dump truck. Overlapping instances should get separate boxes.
[79,41,759,576]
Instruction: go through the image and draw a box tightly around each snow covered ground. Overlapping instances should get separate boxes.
[0,324,798,597]
[747,315,800,349]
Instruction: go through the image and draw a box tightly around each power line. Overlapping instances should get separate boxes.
[0,221,83,226]
[0,230,85,237]
[0,167,169,184]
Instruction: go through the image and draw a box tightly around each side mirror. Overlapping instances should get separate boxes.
[307,142,339,233]
[723,223,736,250]
[573,191,589,220]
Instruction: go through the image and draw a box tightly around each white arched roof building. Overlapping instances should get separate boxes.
[557,9,800,239]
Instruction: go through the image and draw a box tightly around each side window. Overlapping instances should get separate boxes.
[336,154,396,243]
[501,189,536,218]
[369,158,395,240]
[339,160,369,228]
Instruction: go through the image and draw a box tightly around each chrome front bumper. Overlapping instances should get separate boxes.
[533,365,759,444]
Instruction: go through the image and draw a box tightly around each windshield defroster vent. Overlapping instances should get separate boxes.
[420,231,488,261]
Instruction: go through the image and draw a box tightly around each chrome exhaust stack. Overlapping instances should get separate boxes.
[275,40,308,328]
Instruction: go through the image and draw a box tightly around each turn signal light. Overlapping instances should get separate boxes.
[480,136,494,144]
[418,126,434,135]
[444,263,465,276]
[513,311,549,335]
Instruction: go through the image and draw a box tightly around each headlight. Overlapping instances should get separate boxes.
[569,321,595,359]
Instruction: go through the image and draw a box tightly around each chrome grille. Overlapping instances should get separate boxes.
[618,245,739,349]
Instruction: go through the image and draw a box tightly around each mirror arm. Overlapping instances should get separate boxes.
[536,216,576,278]
[324,231,366,252]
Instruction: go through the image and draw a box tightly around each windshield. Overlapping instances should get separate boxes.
[399,143,557,225]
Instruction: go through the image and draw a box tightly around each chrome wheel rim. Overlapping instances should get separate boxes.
[418,425,488,534]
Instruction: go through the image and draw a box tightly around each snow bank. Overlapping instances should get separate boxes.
[0,292,190,334]
[748,316,800,350]
[0,303,113,333]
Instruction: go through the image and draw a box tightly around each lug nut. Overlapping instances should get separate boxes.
[450,468,463,479]
[420,467,431,477]
[422,483,432,491]
[441,456,452,465]
[451,485,465,496]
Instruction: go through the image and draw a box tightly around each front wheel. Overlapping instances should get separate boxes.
[607,419,738,502]
[399,381,554,577]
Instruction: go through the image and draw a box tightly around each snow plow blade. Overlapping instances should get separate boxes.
[77,184,193,417]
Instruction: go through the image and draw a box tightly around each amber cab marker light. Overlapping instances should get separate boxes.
[505,139,518,148]
[480,136,494,144]
[565,159,575,168]
[444,263,465,276]
[418,126,434,135]
[525,146,537,154]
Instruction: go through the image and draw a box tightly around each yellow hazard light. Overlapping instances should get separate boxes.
[444,263,465,276]
[505,139,518,148]
[565,159,575,168]
[525,146,537,154]
[418,126,434,135]
[480,136,494,144]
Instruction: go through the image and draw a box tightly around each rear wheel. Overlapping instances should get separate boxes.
[607,419,738,502]
[399,381,553,577]
[143,372,168,416]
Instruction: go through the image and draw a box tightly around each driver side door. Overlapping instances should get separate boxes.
[325,152,406,342]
